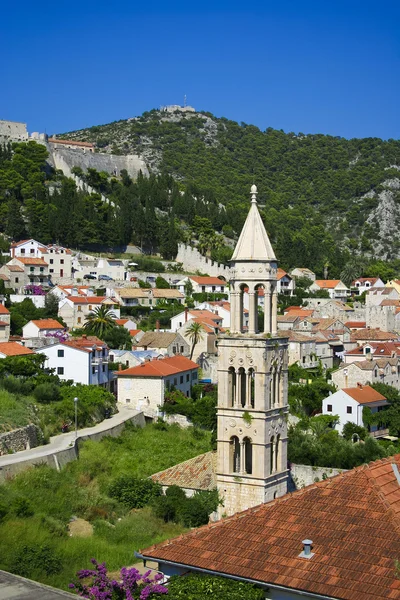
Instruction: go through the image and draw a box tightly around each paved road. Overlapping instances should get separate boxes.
[0,405,141,468]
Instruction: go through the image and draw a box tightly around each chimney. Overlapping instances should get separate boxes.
[185,308,188,323]
[156,319,160,331]
[82,334,87,339]
[357,382,363,389]
[11,241,15,258]
[299,539,314,559]
[118,363,122,371]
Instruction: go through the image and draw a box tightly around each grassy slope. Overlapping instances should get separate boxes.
[0,422,211,590]
[0,390,37,433]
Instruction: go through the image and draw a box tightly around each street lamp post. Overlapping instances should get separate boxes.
[74,397,78,439]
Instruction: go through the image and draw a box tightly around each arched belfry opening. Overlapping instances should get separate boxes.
[216,184,288,517]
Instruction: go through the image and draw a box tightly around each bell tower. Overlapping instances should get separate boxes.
[216,185,289,517]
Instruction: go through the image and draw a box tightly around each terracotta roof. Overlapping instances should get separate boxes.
[352,277,379,286]
[67,296,107,304]
[0,321,9,327]
[276,268,291,281]
[48,138,94,148]
[0,305,9,315]
[186,310,222,323]
[6,265,24,272]
[140,455,400,600]
[152,289,183,299]
[117,355,198,378]
[0,274,10,281]
[151,452,216,491]
[30,319,64,330]
[115,288,148,298]
[284,307,314,317]
[313,279,343,289]
[380,299,400,307]
[16,257,48,266]
[129,329,142,337]
[63,336,107,352]
[115,319,129,325]
[344,321,367,328]
[351,328,398,342]
[0,342,34,356]
[189,276,227,286]
[139,331,180,349]
[342,384,387,404]
[345,342,400,357]
[277,330,315,342]
[277,314,300,323]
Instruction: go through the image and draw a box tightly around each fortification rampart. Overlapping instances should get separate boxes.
[0,120,28,143]
[176,243,230,278]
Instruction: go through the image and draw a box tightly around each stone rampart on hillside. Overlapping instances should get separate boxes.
[0,425,41,456]
[46,145,148,179]
[176,244,230,278]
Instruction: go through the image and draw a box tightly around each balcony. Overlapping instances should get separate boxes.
[302,360,319,369]
[369,428,390,439]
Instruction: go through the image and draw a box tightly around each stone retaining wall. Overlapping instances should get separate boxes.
[289,463,345,490]
[0,425,41,456]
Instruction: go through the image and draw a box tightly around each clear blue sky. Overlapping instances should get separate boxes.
[2,0,399,139]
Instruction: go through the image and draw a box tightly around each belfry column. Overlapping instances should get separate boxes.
[264,282,271,333]
[271,285,278,335]
[248,292,257,335]
[230,290,239,332]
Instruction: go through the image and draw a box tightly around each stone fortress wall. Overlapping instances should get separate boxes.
[0,120,28,144]
[176,243,230,277]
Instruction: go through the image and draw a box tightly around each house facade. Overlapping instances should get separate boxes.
[276,268,295,296]
[22,319,64,339]
[323,384,388,435]
[112,288,183,307]
[58,296,120,329]
[0,304,10,342]
[309,279,349,300]
[176,276,227,295]
[116,355,199,414]
[37,336,110,386]
[332,358,400,390]
[135,331,190,357]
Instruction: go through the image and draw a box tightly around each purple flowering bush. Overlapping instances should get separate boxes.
[69,559,168,600]
[45,329,69,342]
[25,284,46,295]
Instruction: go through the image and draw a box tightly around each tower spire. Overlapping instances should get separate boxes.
[250,183,258,204]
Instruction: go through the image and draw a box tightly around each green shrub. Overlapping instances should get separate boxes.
[11,497,34,518]
[342,422,368,441]
[167,573,265,599]
[33,383,61,404]
[10,544,62,578]
[0,501,8,522]
[108,476,161,509]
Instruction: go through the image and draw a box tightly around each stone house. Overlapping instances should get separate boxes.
[112,287,183,307]
[7,257,49,287]
[135,331,190,357]
[366,286,400,306]
[350,328,398,347]
[323,384,388,435]
[277,314,301,330]
[37,336,110,387]
[116,355,199,414]
[309,279,350,300]
[58,296,120,329]
[278,330,318,368]
[331,358,400,390]
[108,349,162,369]
[290,267,316,281]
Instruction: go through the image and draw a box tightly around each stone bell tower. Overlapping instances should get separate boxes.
[216,184,289,517]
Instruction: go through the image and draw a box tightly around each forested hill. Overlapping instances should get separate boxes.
[59,109,400,272]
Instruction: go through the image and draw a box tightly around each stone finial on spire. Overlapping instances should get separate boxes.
[250,184,258,204]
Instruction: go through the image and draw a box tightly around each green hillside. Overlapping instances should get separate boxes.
[59,109,400,274]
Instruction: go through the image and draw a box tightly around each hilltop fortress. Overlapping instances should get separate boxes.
[0,119,148,179]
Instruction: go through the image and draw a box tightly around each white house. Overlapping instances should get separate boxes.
[323,384,388,435]
[276,268,295,296]
[10,239,72,279]
[171,308,223,333]
[351,277,384,294]
[58,296,120,329]
[115,318,138,331]
[290,267,316,282]
[0,304,10,342]
[37,336,110,387]
[176,276,227,295]
[195,300,248,329]
[309,279,350,300]
[116,355,199,414]
[22,318,64,339]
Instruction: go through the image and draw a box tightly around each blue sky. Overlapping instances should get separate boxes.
[1,0,399,139]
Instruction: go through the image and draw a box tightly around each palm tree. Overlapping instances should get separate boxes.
[340,258,366,288]
[83,305,117,339]
[186,322,204,360]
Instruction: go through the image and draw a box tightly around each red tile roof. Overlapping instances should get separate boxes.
[342,385,387,404]
[129,329,142,337]
[345,342,400,357]
[63,336,107,352]
[140,455,400,600]
[0,321,9,327]
[0,305,9,315]
[314,279,342,289]
[189,276,227,286]
[16,257,48,266]
[344,321,367,328]
[0,342,34,356]
[351,328,398,342]
[151,452,216,491]
[284,308,314,317]
[276,268,291,281]
[117,355,198,377]
[67,296,107,304]
[30,319,64,330]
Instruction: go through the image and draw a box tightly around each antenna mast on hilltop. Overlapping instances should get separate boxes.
[184,94,187,107]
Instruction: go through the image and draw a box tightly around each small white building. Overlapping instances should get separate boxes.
[115,318,138,331]
[195,300,248,329]
[309,280,350,301]
[351,277,384,294]
[290,267,316,282]
[116,355,199,414]
[276,269,295,296]
[37,336,110,386]
[0,304,10,342]
[58,296,120,329]
[10,239,72,279]
[323,384,388,435]
[22,318,64,339]
[176,276,227,295]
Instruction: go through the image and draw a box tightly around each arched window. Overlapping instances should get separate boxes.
[244,437,252,474]
[239,283,248,333]
[275,434,280,473]
[269,376,273,409]
[276,369,281,408]
[254,284,265,333]
[230,436,241,473]
[272,369,277,406]
[228,367,236,407]
[238,367,246,407]
[270,436,275,474]
[248,368,255,408]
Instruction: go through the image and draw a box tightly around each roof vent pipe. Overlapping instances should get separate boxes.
[299,539,314,560]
